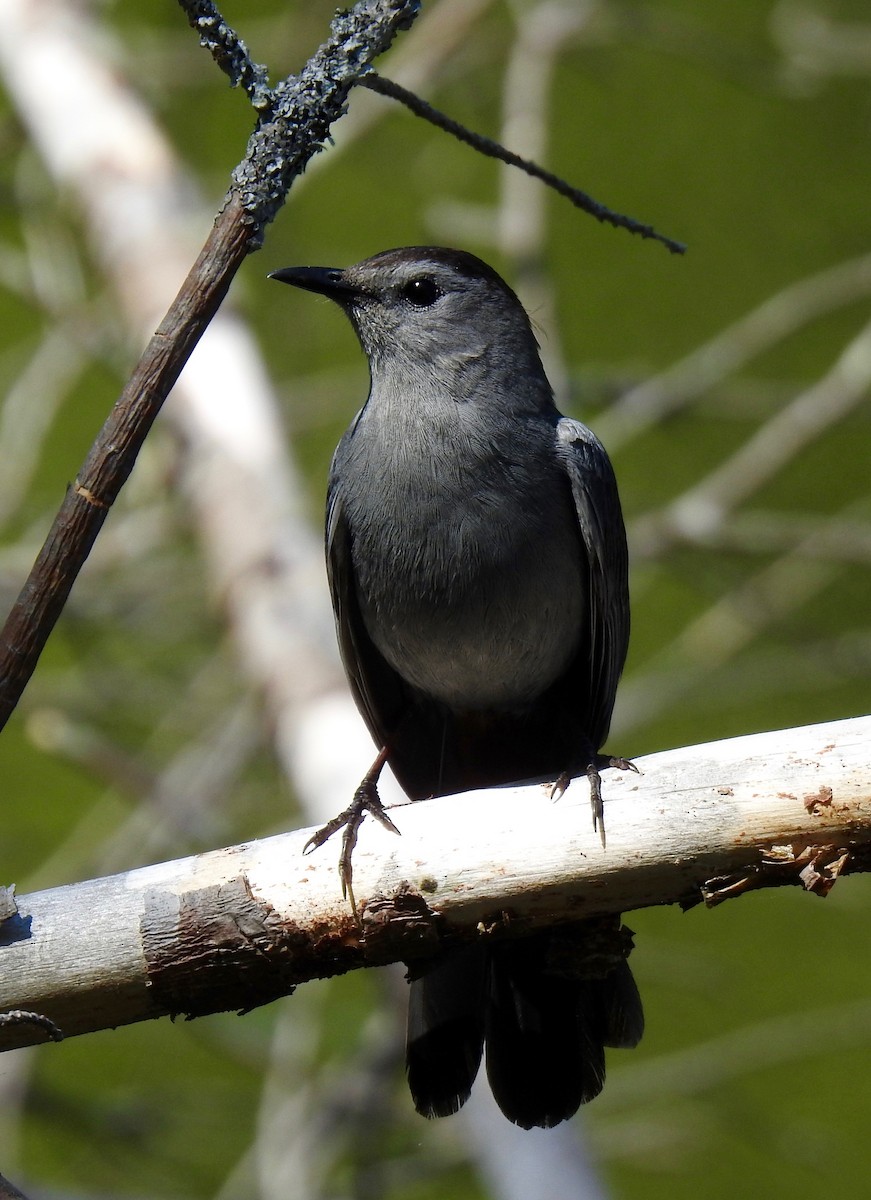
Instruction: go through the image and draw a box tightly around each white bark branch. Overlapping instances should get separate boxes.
[1,714,867,1052]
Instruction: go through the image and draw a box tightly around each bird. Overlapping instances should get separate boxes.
[270,246,643,1129]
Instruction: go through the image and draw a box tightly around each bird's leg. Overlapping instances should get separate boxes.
[302,746,400,914]
[551,754,640,849]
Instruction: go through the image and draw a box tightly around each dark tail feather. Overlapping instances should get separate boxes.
[406,927,644,1128]
[599,957,644,1048]
[406,945,487,1119]
[484,937,607,1129]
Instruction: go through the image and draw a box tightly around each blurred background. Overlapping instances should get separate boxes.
[1,0,870,1196]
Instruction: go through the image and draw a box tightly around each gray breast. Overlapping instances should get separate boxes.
[339,413,586,712]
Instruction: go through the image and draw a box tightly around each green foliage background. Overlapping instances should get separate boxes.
[1,1,870,1197]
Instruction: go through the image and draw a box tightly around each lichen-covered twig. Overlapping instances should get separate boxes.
[177,0,272,109]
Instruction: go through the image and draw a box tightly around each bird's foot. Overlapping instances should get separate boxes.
[303,749,400,915]
[587,754,640,848]
[550,770,572,802]
[551,755,640,849]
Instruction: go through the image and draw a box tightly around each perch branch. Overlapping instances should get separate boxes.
[0,714,867,1052]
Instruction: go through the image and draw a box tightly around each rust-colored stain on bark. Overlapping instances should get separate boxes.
[804,786,834,814]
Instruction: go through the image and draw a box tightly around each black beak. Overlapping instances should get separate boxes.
[268,266,362,302]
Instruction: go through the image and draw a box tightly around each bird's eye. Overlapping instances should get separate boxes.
[400,278,441,307]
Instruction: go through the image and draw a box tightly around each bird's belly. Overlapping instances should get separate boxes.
[358,540,585,711]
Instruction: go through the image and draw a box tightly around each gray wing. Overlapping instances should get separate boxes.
[554,417,630,749]
[325,473,407,752]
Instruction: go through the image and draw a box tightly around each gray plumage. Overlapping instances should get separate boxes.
[271,247,642,1129]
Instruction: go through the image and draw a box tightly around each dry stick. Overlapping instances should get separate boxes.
[360,71,687,256]
[0,0,419,733]
[0,196,250,731]
[0,1010,63,1042]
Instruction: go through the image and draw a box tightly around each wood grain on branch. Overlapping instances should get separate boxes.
[0,715,867,1053]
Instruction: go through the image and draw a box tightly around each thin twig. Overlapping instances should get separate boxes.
[360,71,687,255]
[290,0,496,197]
[233,3,420,237]
[0,1009,63,1041]
[178,0,272,109]
[0,195,251,733]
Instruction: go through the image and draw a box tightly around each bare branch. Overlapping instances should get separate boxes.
[0,715,867,1052]
[360,71,687,255]
[0,195,251,731]
[0,1010,63,1042]
[0,0,419,733]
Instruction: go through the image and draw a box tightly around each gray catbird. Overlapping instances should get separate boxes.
[271,247,643,1129]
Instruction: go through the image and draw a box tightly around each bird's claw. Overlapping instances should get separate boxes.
[589,753,639,847]
[550,753,638,849]
[549,770,571,802]
[605,755,640,775]
[303,775,400,916]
